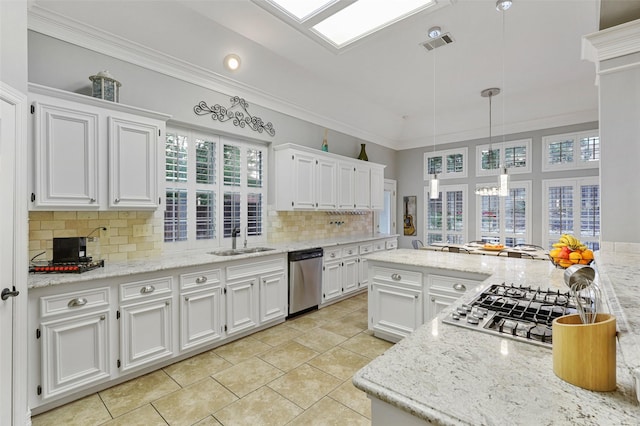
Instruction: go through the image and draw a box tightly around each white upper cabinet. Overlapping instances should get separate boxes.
[28,84,170,211]
[274,143,385,211]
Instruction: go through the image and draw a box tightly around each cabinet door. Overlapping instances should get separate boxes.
[342,257,359,295]
[338,162,355,209]
[259,272,287,324]
[33,102,99,209]
[292,152,316,209]
[226,278,259,336]
[370,166,385,210]
[40,311,110,399]
[359,257,369,289]
[354,165,371,209]
[180,287,224,351]
[316,158,337,210]
[427,292,459,323]
[108,117,159,209]
[322,261,342,302]
[371,282,422,342]
[120,297,172,372]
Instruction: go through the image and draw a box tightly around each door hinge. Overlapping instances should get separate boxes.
[323,293,325,299]
[224,287,227,295]
[224,324,227,332]
[159,197,161,205]
[36,329,41,339]
[116,310,120,319]
[158,129,161,137]
[30,105,35,114]
[31,193,35,202]
[322,266,325,271]
[117,359,121,368]
[37,385,42,395]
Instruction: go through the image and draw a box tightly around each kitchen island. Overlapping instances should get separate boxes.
[353,249,640,425]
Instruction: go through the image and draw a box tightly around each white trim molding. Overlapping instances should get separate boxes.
[582,18,640,64]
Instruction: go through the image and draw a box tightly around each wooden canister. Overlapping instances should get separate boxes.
[552,313,616,391]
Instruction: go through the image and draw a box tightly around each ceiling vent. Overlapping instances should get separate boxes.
[421,33,454,51]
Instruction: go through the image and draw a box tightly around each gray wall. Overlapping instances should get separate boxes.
[27,31,397,204]
[599,51,640,243]
[395,122,599,249]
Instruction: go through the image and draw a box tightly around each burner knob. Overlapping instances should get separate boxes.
[456,307,468,316]
[467,316,480,325]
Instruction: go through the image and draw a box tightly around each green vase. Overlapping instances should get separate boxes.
[357,144,368,161]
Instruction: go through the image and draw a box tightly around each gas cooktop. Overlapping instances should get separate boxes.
[442,283,586,347]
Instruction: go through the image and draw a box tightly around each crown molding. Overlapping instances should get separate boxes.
[27,4,396,149]
[582,18,640,64]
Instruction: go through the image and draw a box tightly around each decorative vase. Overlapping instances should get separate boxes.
[321,128,329,152]
[357,143,368,161]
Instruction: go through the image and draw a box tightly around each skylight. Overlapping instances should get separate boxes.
[255,0,447,52]
[312,0,436,48]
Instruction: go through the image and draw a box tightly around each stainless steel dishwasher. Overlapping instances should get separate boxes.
[288,248,323,316]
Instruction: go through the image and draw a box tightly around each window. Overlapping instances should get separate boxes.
[475,181,532,246]
[423,148,468,180]
[543,177,599,250]
[424,184,467,245]
[165,127,266,249]
[476,139,532,176]
[542,130,599,172]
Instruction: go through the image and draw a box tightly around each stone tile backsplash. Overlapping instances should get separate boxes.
[29,211,163,262]
[28,208,374,262]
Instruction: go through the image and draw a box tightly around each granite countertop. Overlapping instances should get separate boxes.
[353,249,640,425]
[28,233,397,289]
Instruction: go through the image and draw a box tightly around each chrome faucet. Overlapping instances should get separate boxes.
[232,227,240,250]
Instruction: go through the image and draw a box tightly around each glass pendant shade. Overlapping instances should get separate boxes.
[429,174,439,199]
[498,167,509,196]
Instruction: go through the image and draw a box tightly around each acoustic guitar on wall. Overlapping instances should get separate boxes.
[404,198,416,236]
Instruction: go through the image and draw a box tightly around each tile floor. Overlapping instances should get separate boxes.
[32,292,394,426]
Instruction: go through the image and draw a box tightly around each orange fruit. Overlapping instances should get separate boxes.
[549,248,561,258]
[569,252,582,264]
[581,249,594,260]
[558,259,573,268]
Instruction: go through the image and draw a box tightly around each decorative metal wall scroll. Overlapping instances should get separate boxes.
[194,97,275,136]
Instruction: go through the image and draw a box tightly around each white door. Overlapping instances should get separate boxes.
[226,278,258,336]
[0,82,27,425]
[376,179,397,234]
[322,261,342,302]
[259,272,287,323]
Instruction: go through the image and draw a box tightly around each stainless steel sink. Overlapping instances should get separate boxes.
[209,247,275,256]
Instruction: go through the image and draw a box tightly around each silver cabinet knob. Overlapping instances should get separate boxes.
[453,283,467,292]
[114,198,120,204]
[391,273,401,281]
[140,285,155,294]
[68,297,88,307]
[195,276,208,284]
[89,198,96,203]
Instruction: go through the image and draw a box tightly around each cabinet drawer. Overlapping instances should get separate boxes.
[385,239,398,250]
[40,287,110,318]
[359,243,374,255]
[180,269,222,291]
[226,257,285,281]
[372,266,422,288]
[342,245,358,257]
[324,247,341,261]
[428,275,479,296]
[373,240,386,252]
[120,277,173,302]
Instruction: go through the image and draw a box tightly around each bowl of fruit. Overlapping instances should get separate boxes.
[548,234,594,269]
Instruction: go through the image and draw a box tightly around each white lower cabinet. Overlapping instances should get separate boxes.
[342,248,360,295]
[36,287,112,401]
[118,277,174,372]
[322,247,343,303]
[368,263,487,343]
[370,266,423,342]
[259,272,287,323]
[179,269,224,351]
[426,275,482,322]
[225,277,259,337]
[40,310,110,399]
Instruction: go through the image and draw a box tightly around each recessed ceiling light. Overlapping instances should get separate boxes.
[223,54,241,71]
[428,26,442,39]
[496,0,512,11]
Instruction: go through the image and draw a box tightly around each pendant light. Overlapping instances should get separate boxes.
[429,26,440,200]
[475,88,501,196]
[496,0,510,197]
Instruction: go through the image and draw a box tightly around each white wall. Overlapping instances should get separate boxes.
[599,51,640,244]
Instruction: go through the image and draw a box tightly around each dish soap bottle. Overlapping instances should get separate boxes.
[321,129,329,152]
